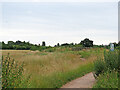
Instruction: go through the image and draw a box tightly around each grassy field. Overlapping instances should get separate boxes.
[2,47,105,88]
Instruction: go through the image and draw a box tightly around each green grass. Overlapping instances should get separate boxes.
[80,51,91,58]
[94,50,119,77]
[93,70,118,88]
[77,48,103,59]
[2,54,31,88]
[93,49,119,88]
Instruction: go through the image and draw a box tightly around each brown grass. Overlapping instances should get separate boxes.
[1,48,104,88]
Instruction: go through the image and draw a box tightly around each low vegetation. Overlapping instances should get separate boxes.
[93,49,119,88]
[1,39,120,88]
[2,54,31,88]
[93,70,118,88]
[2,47,104,88]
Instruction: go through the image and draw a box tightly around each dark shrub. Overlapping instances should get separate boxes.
[94,50,119,77]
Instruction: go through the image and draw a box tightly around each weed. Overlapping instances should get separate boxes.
[2,54,31,88]
[93,70,118,88]
[94,50,119,77]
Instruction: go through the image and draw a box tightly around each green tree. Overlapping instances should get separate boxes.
[57,43,60,47]
[80,38,93,47]
[8,41,14,45]
[42,41,46,46]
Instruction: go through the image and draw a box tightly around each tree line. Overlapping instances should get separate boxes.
[0,38,120,50]
[0,41,46,50]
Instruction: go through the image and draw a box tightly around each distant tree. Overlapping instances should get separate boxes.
[26,41,30,45]
[2,41,6,49]
[23,41,26,44]
[113,42,118,47]
[8,41,14,45]
[57,43,60,47]
[35,44,37,46]
[2,41,5,45]
[75,43,77,45]
[61,43,69,46]
[70,43,74,46]
[42,41,46,46]
[80,38,93,47]
[118,41,120,46]
[15,40,22,45]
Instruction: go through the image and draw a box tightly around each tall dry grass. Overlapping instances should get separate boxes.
[2,48,104,88]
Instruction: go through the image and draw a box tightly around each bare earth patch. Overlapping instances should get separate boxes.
[61,72,96,88]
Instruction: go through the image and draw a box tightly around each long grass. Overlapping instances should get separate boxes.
[94,50,119,77]
[2,48,104,88]
[93,49,119,88]
[93,70,118,88]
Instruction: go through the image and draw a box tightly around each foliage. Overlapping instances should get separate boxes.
[2,54,31,88]
[94,50,119,77]
[94,58,106,77]
[80,38,93,47]
[1,41,33,50]
[93,70,118,88]
[93,49,119,88]
[42,41,46,46]
[30,46,39,51]
[116,46,120,50]
[104,50,119,70]
[2,47,103,88]
[1,40,50,51]
[57,43,60,46]
[79,50,92,58]
[61,43,74,47]
[61,43,70,47]
[44,47,56,52]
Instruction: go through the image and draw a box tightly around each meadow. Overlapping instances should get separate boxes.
[2,47,105,88]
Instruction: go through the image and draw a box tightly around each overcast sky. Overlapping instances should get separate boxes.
[0,1,118,46]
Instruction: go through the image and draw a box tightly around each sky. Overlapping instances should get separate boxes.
[0,1,118,46]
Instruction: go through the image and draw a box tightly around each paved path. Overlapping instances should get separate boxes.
[61,72,96,88]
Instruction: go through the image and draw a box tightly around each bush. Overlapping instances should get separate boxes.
[2,54,31,88]
[104,50,119,70]
[93,59,106,77]
[94,50,119,77]
[116,46,120,50]
[38,46,47,51]
[30,46,38,51]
